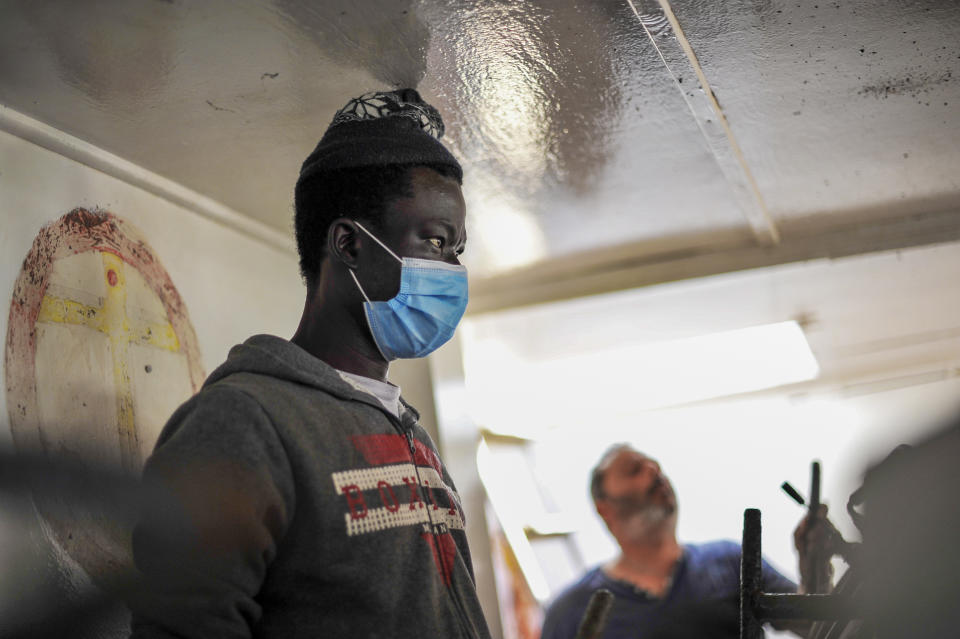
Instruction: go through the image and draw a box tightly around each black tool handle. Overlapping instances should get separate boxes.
[809,461,821,515]
[781,481,805,506]
[574,588,614,639]
[808,460,823,593]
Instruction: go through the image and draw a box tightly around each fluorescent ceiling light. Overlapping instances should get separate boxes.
[605,319,820,405]
[463,320,820,436]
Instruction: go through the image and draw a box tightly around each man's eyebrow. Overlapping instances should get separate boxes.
[423,218,457,232]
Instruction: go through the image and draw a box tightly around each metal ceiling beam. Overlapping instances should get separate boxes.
[467,206,960,315]
[627,0,781,246]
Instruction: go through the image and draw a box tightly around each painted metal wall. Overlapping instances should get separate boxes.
[0,124,304,636]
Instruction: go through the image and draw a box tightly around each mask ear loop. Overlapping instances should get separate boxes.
[354,221,403,263]
[349,221,402,302]
[349,269,371,302]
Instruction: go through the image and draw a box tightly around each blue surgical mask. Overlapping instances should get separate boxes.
[349,222,468,360]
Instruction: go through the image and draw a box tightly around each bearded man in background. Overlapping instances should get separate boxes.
[541,445,834,639]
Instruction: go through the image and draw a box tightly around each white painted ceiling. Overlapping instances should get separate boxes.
[1,0,958,298]
[466,239,960,401]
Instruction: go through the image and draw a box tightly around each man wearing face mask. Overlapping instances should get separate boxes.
[540,445,836,639]
[129,89,491,639]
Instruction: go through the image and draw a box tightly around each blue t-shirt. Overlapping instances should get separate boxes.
[541,541,796,639]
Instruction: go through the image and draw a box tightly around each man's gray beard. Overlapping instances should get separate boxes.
[619,504,676,541]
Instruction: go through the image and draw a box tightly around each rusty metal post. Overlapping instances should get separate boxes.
[807,460,823,593]
[740,508,763,639]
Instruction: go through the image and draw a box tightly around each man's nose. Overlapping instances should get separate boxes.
[641,459,661,475]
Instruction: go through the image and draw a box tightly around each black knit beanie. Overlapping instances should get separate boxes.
[298,88,462,182]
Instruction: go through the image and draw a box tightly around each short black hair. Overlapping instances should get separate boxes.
[294,163,462,287]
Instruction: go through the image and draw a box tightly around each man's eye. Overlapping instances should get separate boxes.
[428,237,443,249]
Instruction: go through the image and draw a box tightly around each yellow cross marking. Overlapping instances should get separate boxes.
[36,252,180,471]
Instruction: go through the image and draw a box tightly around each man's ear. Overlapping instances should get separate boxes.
[595,499,613,526]
[593,499,610,521]
[328,218,361,269]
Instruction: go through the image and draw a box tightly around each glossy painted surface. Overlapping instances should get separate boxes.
[667,0,960,220]
[419,0,749,273]
[1,0,958,279]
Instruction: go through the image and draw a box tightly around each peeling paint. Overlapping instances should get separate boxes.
[205,99,237,113]
[859,70,954,99]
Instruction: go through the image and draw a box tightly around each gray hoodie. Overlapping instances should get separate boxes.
[130,334,491,639]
